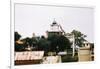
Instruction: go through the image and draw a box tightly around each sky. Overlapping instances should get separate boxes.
[15,4,94,43]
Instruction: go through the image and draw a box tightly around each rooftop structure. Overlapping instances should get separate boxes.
[46,19,65,37]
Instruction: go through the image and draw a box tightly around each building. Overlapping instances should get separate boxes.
[15,51,44,65]
[78,41,94,61]
[46,19,64,37]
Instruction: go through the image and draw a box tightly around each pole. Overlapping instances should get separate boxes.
[72,34,75,57]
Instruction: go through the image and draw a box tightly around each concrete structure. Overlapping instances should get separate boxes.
[82,41,91,48]
[82,41,94,61]
[78,47,91,61]
[42,56,61,64]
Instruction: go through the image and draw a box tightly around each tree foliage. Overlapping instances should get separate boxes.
[15,32,24,51]
[71,30,87,47]
[14,32,71,52]
[15,32,21,41]
[38,36,50,51]
[57,35,71,51]
[48,35,71,52]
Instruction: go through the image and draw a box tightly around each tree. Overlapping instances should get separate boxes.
[38,36,50,52]
[31,37,39,50]
[21,36,40,51]
[21,37,34,51]
[71,30,87,47]
[47,35,59,52]
[15,43,24,51]
[15,32,24,51]
[47,35,71,52]
[24,37,33,46]
[57,35,71,51]
[15,32,21,41]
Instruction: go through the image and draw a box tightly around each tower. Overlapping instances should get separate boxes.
[46,19,63,37]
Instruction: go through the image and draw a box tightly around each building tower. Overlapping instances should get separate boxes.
[46,19,64,37]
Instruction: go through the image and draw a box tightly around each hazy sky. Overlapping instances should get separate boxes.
[15,4,94,42]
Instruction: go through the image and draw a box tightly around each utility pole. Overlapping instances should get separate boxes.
[72,34,75,57]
